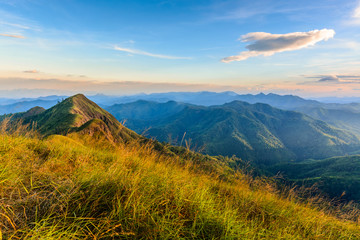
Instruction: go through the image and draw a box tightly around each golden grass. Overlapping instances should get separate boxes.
[0,132,359,239]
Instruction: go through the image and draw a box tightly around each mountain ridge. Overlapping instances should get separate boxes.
[1,94,140,143]
[109,99,360,164]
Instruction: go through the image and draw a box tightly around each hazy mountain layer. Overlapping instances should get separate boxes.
[3,92,360,139]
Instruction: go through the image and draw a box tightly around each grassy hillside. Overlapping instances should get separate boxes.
[1,132,360,239]
[1,94,140,144]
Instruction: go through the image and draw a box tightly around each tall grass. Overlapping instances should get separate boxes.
[0,132,359,239]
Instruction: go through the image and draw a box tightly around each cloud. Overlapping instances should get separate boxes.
[0,33,25,39]
[0,21,31,30]
[114,46,191,60]
[344,2,360,25]
[354,3,360,18]
[23,70,39,73]
[222,29,335,63]
[304,75,360,84]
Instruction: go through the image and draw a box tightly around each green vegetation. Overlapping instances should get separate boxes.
[1,94,140,143]
[1,132,360,239]
[295,106,360,137]
[270,155,360,203]
[114,100,360,164]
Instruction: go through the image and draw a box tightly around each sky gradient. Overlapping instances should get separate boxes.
[0,0,359,98]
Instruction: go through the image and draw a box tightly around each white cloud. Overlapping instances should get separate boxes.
[222,29,335,63]
[114,46,191,60]
[344,2,360,25]
[0,33,25,39]
[354,3,360,18]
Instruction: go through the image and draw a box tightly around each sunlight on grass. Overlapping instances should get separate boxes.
[0,132,359,239]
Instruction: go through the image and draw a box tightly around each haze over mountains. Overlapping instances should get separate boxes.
[3,91,360,148]
[1,91,360,110]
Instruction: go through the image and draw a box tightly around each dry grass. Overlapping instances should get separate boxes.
[0,131,359,239]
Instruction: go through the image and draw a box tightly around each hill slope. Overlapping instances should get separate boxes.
[1,94,140,143]
[113,100,360,164]
[294,106,360,137]
[1,132,359,239]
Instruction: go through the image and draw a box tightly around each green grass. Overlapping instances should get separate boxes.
[1,133,360,239]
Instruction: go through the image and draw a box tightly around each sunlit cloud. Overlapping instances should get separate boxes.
[222,29,335,63]
[0,21,31,30]
[0,33,25,39]
[23,70,39,73]
[304,75,360,84]
[114,46,191,60]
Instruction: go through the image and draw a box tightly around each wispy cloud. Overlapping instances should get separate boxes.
[0,33,25,39]
[344,2,360,25]
[114,46,191,60]
[23,70,39,73]
[222,29,335,63]
[0,21,31,30]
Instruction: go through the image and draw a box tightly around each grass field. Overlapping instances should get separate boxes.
[1,132,360,239]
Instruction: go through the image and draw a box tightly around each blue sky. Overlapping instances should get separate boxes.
[0,0,359,97]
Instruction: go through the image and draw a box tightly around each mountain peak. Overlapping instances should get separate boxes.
[68,93,87,101]
[22,106,45,118]
[15,94,140,142]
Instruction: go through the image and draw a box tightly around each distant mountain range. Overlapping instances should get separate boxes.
[105,100,360,165]
[2,91,360,137]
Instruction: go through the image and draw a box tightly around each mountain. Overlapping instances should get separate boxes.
[0,99,59,115]
[88,91,320,107]
[105,100,187,121]
[294,106,360,137]
[313,96,360,104]
[104,100,188,131]
[4,92,360,139]
[108,100,360,165]
[97,91,360,142]
[1,94,139,143]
